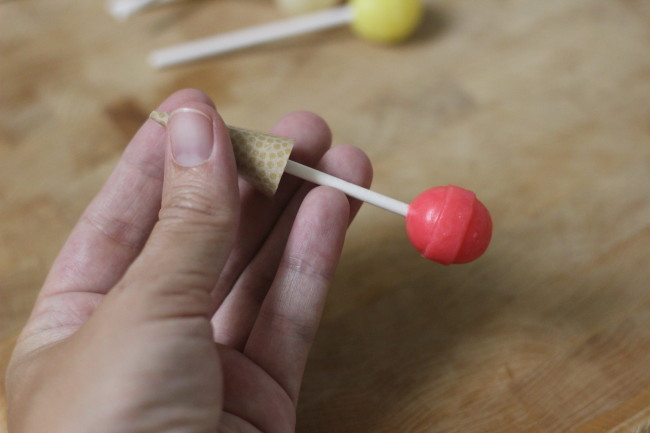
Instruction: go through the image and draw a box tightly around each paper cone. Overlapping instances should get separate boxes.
[150,111,294,196]
[228,126,293,196]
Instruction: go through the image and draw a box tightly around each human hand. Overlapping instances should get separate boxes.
[6,89,372,433]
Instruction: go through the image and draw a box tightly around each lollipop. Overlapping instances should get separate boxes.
[150,110,492,264]
[283,162,492,265]
[149,0,423,68]
[406,186,492,265]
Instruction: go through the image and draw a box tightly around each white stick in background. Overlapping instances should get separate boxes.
[274,0,342,15]
[107,0,181,21]
[149,5,353,68]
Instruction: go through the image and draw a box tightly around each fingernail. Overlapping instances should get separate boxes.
[169,108,214,167]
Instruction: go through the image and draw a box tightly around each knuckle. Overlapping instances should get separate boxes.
[121,274,215,320]
[283,254,330,285]
[160,183,236,231]
[82,212,148,252]
[260,309,315,344]
[149,279,215,318]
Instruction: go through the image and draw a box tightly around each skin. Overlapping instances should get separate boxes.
[5,89,372,433]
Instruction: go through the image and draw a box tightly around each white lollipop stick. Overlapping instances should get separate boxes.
[107,0,180,21]
[149,5,352,68]
[284,160,409,216]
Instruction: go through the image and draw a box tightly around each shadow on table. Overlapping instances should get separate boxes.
[296,221,650,432]
[410,5,452,46]
[297,226,512,432]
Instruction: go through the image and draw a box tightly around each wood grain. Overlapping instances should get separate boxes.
[2,0,650,431]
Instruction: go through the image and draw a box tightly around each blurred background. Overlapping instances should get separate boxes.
[2,0,650,431]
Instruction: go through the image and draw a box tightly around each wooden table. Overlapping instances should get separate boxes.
[2,0,650,431]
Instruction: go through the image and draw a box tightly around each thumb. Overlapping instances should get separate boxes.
[121,104,239,318]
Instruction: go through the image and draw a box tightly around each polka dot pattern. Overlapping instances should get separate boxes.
[228,126,294,196]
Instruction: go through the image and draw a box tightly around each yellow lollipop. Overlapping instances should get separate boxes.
[351,0,423,43]
[150,0,424,68]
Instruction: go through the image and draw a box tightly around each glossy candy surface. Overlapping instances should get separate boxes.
[406,186,492,265]
[350,0,423,43]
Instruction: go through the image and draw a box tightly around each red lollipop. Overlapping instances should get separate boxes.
[406,186,492,265]
[284,161,493,265]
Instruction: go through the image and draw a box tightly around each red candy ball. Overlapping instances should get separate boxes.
[406,185,492,265]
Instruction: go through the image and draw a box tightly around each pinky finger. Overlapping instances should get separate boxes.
[243,186,350,404]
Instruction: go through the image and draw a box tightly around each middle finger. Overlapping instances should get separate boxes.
[210,111,333,310]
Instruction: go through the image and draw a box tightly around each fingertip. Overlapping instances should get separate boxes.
[324,145,374,188]
[272,111,331,139]
[148,90,217,132]
[127,89,217,155]
[165,101,232,157]
[167,101,226,136]
[311,145,373,224]
[271,111,332,165]
[159,88,216,112]
[303,186,350,229]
